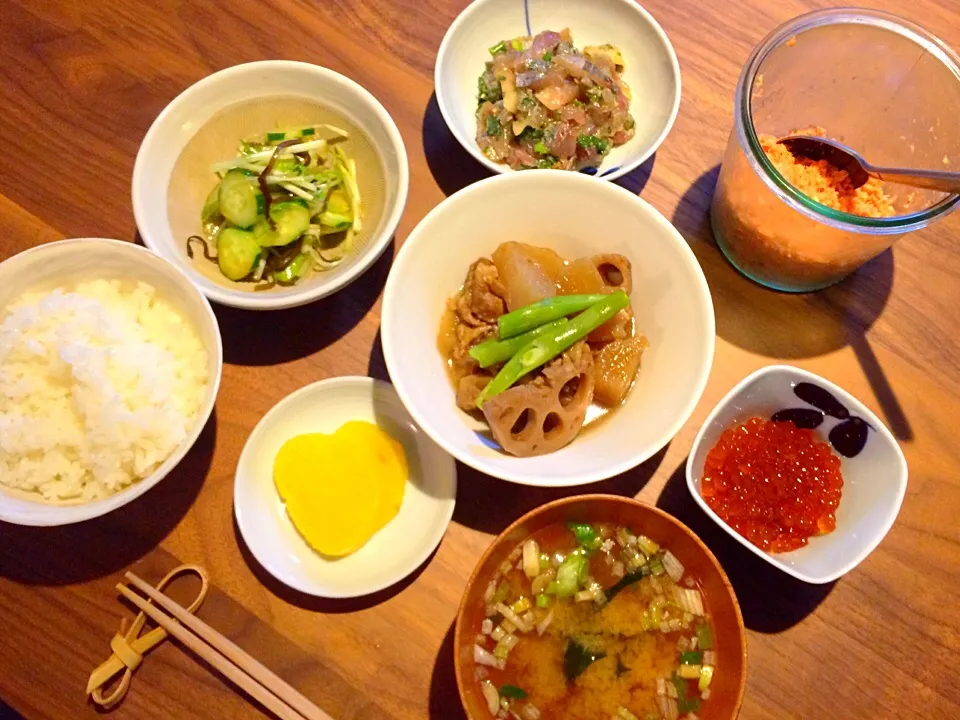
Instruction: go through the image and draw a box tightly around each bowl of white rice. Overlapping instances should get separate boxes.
[0,238,222,526]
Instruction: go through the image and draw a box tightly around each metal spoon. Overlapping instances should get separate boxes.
[778,135,960,193]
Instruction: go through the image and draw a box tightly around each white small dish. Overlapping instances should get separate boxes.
[435,0,681,180]
[0,239,222,526]
[381,170,714,487]
[234,377,457,598]
[686,365,909,584]
[133,60,409,310]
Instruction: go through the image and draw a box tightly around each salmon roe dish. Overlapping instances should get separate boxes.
[700,416,844,553]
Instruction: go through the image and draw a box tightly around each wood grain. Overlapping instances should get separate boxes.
[1,1,959,718]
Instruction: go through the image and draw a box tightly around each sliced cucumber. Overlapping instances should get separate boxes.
[319,211,352,229]
[253,201,311,247]
[217,228,261,281]
[219,170,262,228]
[274,253,310,284]
[201,182,221,223]
[325,187,351,217]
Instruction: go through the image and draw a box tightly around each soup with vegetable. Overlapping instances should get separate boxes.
[469,522,717,720]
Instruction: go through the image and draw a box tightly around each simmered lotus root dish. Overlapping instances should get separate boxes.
[438,242,648,458]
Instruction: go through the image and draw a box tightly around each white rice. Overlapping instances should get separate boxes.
[0,279,208,502]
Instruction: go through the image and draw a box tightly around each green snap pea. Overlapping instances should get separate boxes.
[468,318,569,368]
[475,290,630,408]
[497,293,608,339]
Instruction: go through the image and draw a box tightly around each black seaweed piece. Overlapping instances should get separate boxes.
[829,417,869,458]
[604,568,648,602]
[794,382,850,419]
[771,408,825,429]
[564,640,605,681]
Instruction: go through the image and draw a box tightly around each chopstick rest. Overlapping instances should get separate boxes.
[86,564,209,709]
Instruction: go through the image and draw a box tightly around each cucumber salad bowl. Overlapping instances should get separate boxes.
[133,60,409,310]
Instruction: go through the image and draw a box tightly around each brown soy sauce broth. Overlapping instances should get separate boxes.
[167,97,387,291]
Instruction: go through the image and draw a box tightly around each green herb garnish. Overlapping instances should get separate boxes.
[499,685,528,700]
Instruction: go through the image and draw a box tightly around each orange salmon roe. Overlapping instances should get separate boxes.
[701,417,843,553]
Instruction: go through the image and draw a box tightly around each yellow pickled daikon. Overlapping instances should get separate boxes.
[274,421,407,557]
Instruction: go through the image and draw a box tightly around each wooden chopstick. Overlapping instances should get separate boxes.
[123,572,331,720]
[116,580,330,720]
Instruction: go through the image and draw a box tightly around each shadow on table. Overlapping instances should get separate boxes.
[423,92,493,197]
[611,152,656,196]
[453,444,669,537]
[429,622,467,720]
[232,515,429,614]
[213,240,394,367]
[0,413,216,586]
[422,91,656,198]
[656,458,834,633]
[673,165,911,440]
[367,327,390,383]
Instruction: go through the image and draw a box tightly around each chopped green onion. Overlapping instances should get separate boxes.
[300,127,315,137]
[547,554,587,597]
[680,651,703,665]
[491,581,509,606]
[537,156,556,168]
[510,38,524,51]
[695,623,713,650]
[267,131,286,142]
[543,51,554,61]
[568,522,601,550]
[577,134,610,154]
[536,594,551,608]
[493,642,510,660]
[648,557,665,576]
[637,535,660,557]
[489,40,506,55]
[485,115,502,137]
[699,664,715,691]
[534,141,549,155]
[674,673,701,713]
[499,684,528,699]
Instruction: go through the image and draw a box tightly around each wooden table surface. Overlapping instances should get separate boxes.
[2,0,959,718]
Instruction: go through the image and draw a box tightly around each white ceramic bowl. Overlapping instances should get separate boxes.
[133,60,409,310]
[381,170,714,486]
[435,0,681,180]
[234,377,457,598]
[686,365,909,584]
[0,239,223,526]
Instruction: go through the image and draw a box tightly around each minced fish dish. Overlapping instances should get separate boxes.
[476,29,635,171]
[0,279,208,502]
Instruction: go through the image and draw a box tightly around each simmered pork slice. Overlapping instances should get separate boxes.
[457,258,507,326]
[491,242,562,311]
[457,374,490,412]
[482,342,595,457]
[593,335,648,406]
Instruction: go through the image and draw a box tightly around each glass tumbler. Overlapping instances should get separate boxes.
[711,9,960,292]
